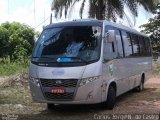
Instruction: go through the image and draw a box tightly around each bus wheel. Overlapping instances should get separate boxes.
[47,103,56,110]
[136,76,145,92]
[105,86,116,110]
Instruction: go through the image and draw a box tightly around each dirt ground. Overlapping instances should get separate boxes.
[0,76,160,120]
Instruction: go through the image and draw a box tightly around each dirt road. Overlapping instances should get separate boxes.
[0,77,160,120]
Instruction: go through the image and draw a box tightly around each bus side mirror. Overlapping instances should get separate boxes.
[105,30,116,43]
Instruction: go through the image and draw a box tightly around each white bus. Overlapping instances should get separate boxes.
[29,19,152,110]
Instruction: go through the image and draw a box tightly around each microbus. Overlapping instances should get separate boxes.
[29,19,152,109]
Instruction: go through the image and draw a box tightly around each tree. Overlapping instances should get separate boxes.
[0,22,37,63]
[140,3,160,59]
[51,0,158,21]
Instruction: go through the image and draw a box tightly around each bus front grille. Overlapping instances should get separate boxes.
[40,79,78,88]
[40,79,78,100]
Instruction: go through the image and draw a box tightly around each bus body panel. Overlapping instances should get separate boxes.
[102,57,152,101]
[117,57,151,95]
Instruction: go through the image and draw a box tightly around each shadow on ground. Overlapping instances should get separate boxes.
[4,87,159,120]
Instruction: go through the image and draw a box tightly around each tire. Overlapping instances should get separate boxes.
[105,86,116,110]
[136,76,145,92]
[47,103,56,110]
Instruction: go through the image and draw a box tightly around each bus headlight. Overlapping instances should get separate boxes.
[30,77,40,87]
[79,76,100,87]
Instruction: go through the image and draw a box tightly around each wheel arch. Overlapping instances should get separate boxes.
[109,82,117,94]
[105,79,117,101]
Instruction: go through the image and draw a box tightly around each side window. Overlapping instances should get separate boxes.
[145,38,151,56]
[131,34,140,56]
[115,30,124,57]
[121,31,132,57]
[104,25,117,59]
[105,26,115,53]
[139,37,146,56]
[105,26,113,32]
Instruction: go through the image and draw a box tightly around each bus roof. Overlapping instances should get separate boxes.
[103,20,148,37]
[45,19,148,37]
[46,19,103,28]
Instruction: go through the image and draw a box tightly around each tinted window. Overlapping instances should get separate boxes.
[139,37,146,56]
[131,34,140,56]
[105,26,113,32]
[115,30,124,57]
[105,26,115,53]
[121,31,132,57]
[145,38,151,56]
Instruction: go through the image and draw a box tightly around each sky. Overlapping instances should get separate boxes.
[0,0,154,32]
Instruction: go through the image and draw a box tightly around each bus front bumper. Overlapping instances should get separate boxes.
[29,79,102,104]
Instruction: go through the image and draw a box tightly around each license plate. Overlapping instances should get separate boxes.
[51,88,65,94]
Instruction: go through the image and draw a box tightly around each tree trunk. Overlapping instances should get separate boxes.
[96,0,105,20]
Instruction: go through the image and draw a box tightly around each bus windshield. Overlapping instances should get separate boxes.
[32,26,102,63]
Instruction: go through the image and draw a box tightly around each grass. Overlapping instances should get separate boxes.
[0,63,28,76]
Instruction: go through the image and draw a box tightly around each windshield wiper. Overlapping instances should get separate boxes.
[32,56,57,60]
[71,57,89,64]
[32,57,52,58]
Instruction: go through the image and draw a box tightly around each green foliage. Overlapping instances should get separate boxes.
[1,56,11,64]
[51,0,158,20]
[0,63,27,76]
[0,22,38,63]
[140,3,160,60]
